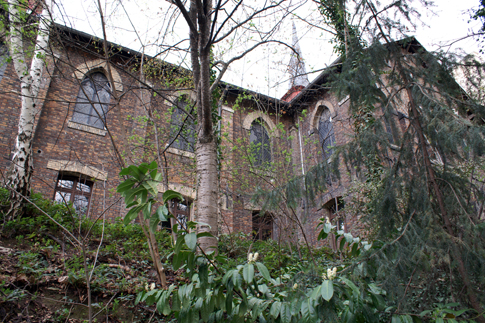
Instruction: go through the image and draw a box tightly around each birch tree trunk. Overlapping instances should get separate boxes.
[175,0,219,252]
[6,0,52,219]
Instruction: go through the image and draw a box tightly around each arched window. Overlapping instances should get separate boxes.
[249,118,271,167]
[169,96,196,152]
[72,72,111,129]
[318,107,335,159]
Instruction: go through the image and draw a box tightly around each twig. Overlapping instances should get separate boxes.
[397,268,416,313]
[92,292,118,319]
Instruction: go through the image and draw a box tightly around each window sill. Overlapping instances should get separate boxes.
[68,121,107,136]
[166,147,195,158]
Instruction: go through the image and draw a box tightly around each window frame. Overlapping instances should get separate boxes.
[317,107,336,160]
[161,199,192,233]
[169,96,196,153]
[71,71,111,130]
[252,211,273,241]
[53,174,93,215]
[249,118,272,167]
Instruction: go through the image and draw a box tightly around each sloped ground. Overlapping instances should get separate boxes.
[0,190,178,322]
[0,239,178,322]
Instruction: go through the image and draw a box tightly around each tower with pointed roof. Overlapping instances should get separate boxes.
[281,22,309,102]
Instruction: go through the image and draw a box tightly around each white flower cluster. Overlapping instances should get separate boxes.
[144,282,156,291]
[248,252,259,264]
[322,267,337,280]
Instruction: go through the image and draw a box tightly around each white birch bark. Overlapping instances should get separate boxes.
[6,0,52,218]
[196,140,219,252]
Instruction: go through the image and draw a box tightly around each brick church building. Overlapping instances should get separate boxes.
[0,23,411,245]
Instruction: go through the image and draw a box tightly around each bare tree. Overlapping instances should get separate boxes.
[171,0,297,252]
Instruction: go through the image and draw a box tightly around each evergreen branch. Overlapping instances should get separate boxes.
[434,177,476,227]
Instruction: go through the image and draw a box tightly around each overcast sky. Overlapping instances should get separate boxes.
[55,0,483,99]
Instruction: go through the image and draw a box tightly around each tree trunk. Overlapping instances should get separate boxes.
[401,70,485,322]
[186,0,219,253]
[138,215,167,288]
[6,0,51,219]
[196,140,219,252]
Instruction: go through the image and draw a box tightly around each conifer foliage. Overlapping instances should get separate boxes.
[255,0,485,319]
[324,0,485,318]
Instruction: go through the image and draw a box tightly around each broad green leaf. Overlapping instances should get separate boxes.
[123,205,142,225]
[148,160,157,170]
[116,178,136,193]
[232,270,242,288]
[351,243,360,257]
[399,315,413,323]
[197,232,214,238]
[162,189,184,203]
[339,277,359,294]
[242,264,254,283]
[142,180,159,196]
[184,232,197,250]
[195,297,204,310]
[124,187,145,205]
[149,214,159,232]
[119,167,131,176]
[310,285,322,300]
[174,235,185,254]
[270,301,281,319]
[142,200,152,219]
[128,165,143,180]
[280,302,291,323]
[226,289,233,313]
[321,280,334,301]
[256,262,271,281]
[301,299,316,323]
[157,205,169,221]
[317,230,328,240]
[223,269,236,286]
[200,298,210,322]
[135,291,145,305]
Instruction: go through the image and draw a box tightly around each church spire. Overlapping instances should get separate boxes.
[288,21,309,89]
[281,22,309,102]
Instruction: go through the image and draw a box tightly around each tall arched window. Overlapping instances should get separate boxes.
[250,118,271,167]
[318,107,335,159]
[72,72,111,129]
[169,96,196,152]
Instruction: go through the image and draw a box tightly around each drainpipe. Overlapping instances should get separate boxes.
[297,113,305,175]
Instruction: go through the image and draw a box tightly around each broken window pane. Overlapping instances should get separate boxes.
[54,175,93,215]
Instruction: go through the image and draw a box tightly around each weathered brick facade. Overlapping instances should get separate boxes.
[0,25,388,245]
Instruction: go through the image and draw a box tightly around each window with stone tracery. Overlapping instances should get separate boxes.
[72,72,111,129]
[169,96,196,152]
[249,118,271,167]
[318,107,335,160]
